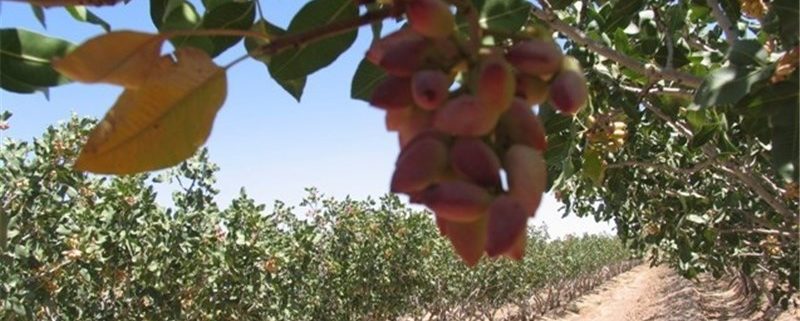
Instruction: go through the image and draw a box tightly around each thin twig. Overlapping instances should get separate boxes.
[682,22,724,54]
[165,28,272,41]
[720,228,796,238]
[706,0,738,45]
[531,7,703,88]
[254,8,396,57]
[619,84,694,99]
[607,158,715,176]
[641,100,693,136]
[635,80,658,106]
[652,6,674,69]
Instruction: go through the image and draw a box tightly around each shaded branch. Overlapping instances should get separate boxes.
[720,228,797,239]
[640,100,795,219]
[619,84,694,99]
[684,28,721,54]
[531,7,703,88]
[608,157,715,176]
[706,0,738,45]
[717,162,796,220]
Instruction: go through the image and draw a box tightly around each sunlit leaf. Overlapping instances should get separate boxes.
[200,1,256,56]
[689,125,717,149]
[691,65,774,109]
[159,1,216,54]
[478,0,531,33]
[53,31,165,88]
[275,77,306,102]
[150,0,185,29]
[31,5,47,29]
[582,148,605,186]
[604,0,645,32]
[246,19,307,101]
[244,19,283,61]
[151,0,255,58]
[269,0,358,80]
[350,58,386,102]
[74,48,227,174]
[0,28,75,94]
[65,5,111,31]
[769,90,799,183]
[727,39,767,66]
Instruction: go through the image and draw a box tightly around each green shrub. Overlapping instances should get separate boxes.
[1,116,631,320]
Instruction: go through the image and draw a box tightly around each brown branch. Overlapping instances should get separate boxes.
[640,100,795,219]
[641,100,694,136]
[165,29,273,41]
[254,8,397,57]
[706,0,738,46]
[717,162,796,220]
[531,7,704,88]
[684,28,721,54]
[608,158,715,176]
[720,228,797,239]
[734,252,765,258]
[619,84,694,99]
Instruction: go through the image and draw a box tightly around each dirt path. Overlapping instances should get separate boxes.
[542,265,706,321]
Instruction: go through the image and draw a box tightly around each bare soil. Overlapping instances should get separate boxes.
[538,264,799,321]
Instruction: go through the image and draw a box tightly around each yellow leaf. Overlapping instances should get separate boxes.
[53,31,165,88]
[74,47,227,174]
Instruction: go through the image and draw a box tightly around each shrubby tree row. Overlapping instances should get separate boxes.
[0,116,633,320]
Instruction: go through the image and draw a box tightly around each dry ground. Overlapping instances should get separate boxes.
[537,265,798,321]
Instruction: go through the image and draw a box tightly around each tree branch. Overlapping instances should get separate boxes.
[254,8,397,57]
[706,0,738,45]
[619,84,694,99]
[531,7,704,88]
[684,28,721,54]
[608,157,715,176]
[716,162,796,220]
[720,228,797,239]
[640,100,795,219]
[641,100,694,136]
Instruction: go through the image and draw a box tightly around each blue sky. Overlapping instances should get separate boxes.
[0,0,614,238]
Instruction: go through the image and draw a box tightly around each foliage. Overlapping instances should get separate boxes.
[1,0,798,308]
[537,0,799,305]
[0,116,632,320]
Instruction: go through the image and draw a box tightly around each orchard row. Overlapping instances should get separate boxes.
[1,117,632,320]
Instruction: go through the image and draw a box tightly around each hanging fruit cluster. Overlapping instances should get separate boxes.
[364,0,589,265]
[585,113,628,153]
[740,0,768,19]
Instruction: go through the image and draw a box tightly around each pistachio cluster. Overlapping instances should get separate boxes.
[585,113,628,153]
[366,0,589,265]
[740,0,768,19]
